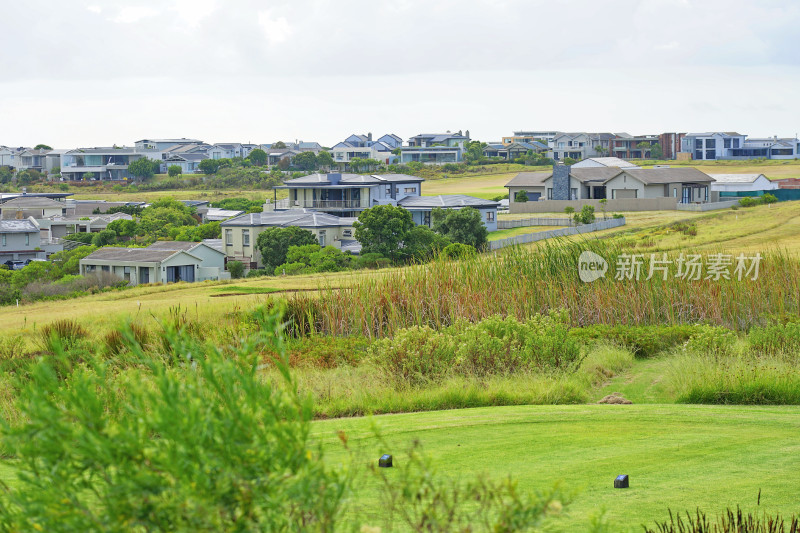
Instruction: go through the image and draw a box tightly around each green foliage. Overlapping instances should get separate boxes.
[128,157,157,180]
[0,167,13,184]
[353,252,390,269]
[63,232,94,244]
[749,321,800,356]
[0,311,349,531]
[686,325,737,357]
[514,190,528,202]
[227,260,244,279]
[402,225,450,262]
[256,226,319,270]
[275,245,352,275]
[107,218,138,238]
[272,141,287,149]
[107,205,144,216]
[293,151,318,171]
[762,193,778,204]
[316,151,333,169]
[33,144,52,150]
[211,197,264,212]
[563,157,577,165]
[167,164,182,177]
[247,148,267,166]
[571,324,703,358]
[82,171,95,181]
[174,221,221,242]
[38,319,88,353]
[564,206,575,215]
[198,158,221,174]
[91,229,117,247]
[463,140,487,165]
[650,143,663,159]
[431,206,488,249]
[644,506,800,533]
[573,205,596,225]
[353,205,414,263]
[442,242,477,259]
[370,313,581,385]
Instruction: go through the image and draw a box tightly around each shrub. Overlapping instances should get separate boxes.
[572,324,703,358]
[227,260,244,279]
[38,319,88,353]
[514,190,528,203]
[573,205,595,225]
[739,197,759,208]
[644,507,800,533]
[441,242,477,259]
[749,321,800,356]
[686,325,737,357]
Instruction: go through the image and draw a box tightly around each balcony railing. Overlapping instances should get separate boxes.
[298,200,365,209]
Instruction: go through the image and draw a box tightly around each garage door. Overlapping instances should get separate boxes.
[612,189,637,199]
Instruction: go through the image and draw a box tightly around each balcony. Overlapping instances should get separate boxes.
[297,200,365,209]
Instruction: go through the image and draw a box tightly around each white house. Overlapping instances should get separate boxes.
[709,174,777,196]
[571,157,640,169]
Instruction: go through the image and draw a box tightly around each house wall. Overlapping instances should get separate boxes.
[408,207,498,232]
[510,198,679,213]
[80,260,159,285]
[223,224,356,268]
[0,231,39,253]
[507,186,546,204]
[711,176,777,192]
[1,205,64,219]
[544,176,588,200]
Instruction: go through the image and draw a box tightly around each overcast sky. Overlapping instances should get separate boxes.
[2,0,799,148]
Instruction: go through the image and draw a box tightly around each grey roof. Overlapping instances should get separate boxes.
[685,132,742,137]
[66,147,139,154]
[1,196,65,208]
[398,195,499,209]
[339,239,362,254]
[0,219,38,233]
[505,172,551,187]
[569,167,624,183]
[222,209,356,228]
[281,173,424,187]
[202,239,223,252]
[180,200,209,207]
[144,240,225,256]
[136,138,203,144]
[621,167,715,184]
[202,208,244,220]
[573,157,640,169]
[81,247,189,263]
[0,192,72,202]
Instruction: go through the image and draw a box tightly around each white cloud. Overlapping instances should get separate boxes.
[86,5,102,14]
[257,10,293,44]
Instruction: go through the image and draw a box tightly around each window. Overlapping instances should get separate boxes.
[557,142,565,148]
[705,150,716,160]
[547,188,553,200]
[242,229,250,247]
[724,139,731,149]
[486,211,495,222]
[225,229,233,246]
[385,185,391,196]
[404,187,415,193]
[695,150,703,160]
[423,211,431,226]
[695,139,703,149]
[733,138,740,148]
[25,234,29,246]
[1,234,5,246]
[673,188,678,198]
[318,230,326,247]
[343,229,352,237]
[570,188,578,200]
[706,139,716,149]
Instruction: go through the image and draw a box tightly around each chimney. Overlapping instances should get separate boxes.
[465,130,470,140]
[367,132,373,142]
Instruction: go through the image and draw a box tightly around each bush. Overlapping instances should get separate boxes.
[38,319,88,353]
[686,325,737,357]
[227,260,244,279]
[0,308,349,531]
[573,205,595,225]
[442,242,477,259]
[514,190,528,203]
[749,321,800,356]
[572,324,703,358]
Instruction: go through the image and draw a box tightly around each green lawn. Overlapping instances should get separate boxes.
[487,225,565,241]
[315,404,800,531]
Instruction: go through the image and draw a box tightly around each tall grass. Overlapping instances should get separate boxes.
[285,240,800,338]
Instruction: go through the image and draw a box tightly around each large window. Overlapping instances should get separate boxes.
[706,139,716,149]
[423,212,431,226]
[724,139,731,149]
[225,229,233,246]
[486,211,495,222]
[733,138,740,148]
[242,230,250,247]
[695,139,703,149]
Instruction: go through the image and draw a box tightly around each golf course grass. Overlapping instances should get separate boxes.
[315,403,800,531]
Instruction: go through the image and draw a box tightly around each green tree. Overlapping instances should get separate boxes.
[49,246,98,276]
[594,145,609,157]
[277,157,291,170]
[198,159,221,175]
[573,205,596,225]
[107,219,138,239]
[256,226,319,270]
[563,157,577,165]
[33,144,52,150]
[272,141,287,149]
[0,167,12,184]
[650,143,663,159]
[82,172,94,181]
[248,148,267,166]
[353,205,414,263]
[463,141,487,165]
[402,225,450,262]
[128,157,156,180]
[293,152,318,171]
[227,260,244,279]
[431,207,488,250]
[636,142,652,159]
[514,190,528,203]
[167,165,182,177]
[316,151,333,170]
[91,229,117,247]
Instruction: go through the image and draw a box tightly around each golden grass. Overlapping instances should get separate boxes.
[421,172,517,199]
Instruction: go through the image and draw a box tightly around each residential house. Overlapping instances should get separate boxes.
[610,133,660,159]
[0,218,48,263]
[208,143,245,160]
[658,133,685,160]
[709,174,777,197]
[61,147,162,181]
[164,153,208,174]
[571,157,639,169]
[502,131,559,144]
[400,131,470,165]
[483,141,548,161]
[276,173,424,217]
[505,172,551,204]
[0,147,19,168]
[266,148,299,167]
[135,138,204,151]
[549,132,615,161]
[543,167,622,200]
[0,196,68,219]
[79,240,228,285]
[728,137,800,160]
[602,168,715,203]
[397,195,499,232]
[197,207,245,222]
[221,210,359,268]
[331,133,401,169]
[680,132,747,160]
[15,149,50,173]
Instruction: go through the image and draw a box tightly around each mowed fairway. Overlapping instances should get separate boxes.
[422,172,517,199]
[316,404,800,531]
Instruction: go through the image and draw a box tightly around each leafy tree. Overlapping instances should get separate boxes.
[650,143,663,159]
[636,142,652,158]
[227,260,244,279]
[33,144,52,150]
[256,226,319,270]
[353,205,414,263]
[107,219,138,238]
[247,148,267,166]
[514,190,528,203]
[442,242,477,259]
[128,157,157,180]
[277,244,352,274]
[107,205,144,216]
[167,165,182,177]
[0,167,12,184]
[198,159,221,175]
[594,145,609,157]
[573,205,596,225]
[91,229,117,247]
[316,151,333,170]
[16,171,33,185]
[463,141,487,165]
[402,225,450,262]
[293,152,318,171]
[563,157,577,165]
[82,172,95,181]
[277,157,291,170]
[149,197,194,215]
[564,206,575,216]
[431,207,488,250]
[272,141,287,149]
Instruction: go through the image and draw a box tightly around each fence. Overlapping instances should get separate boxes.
[675,200,743,212]
[497,217,573,229]
[488,217,626,250]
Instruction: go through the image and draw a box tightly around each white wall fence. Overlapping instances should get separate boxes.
[675,200,743,212]
[497,217,573,229]
[489,217,626,250]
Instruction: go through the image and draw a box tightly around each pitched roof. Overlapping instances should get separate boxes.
[1,196,65,208]
[281,173,424,187]
[398,195,499,209]
[570,167,624,182]
[505,172,551,187]
[621,167,715,184]
[82,247,190,263]
[145,240,225,256]
[573,157,640,169]
[0,219,38,233]
[707,174,767,184]
[221,210,357,228]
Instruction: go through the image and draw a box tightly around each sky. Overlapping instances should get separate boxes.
[2,0,799,148]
